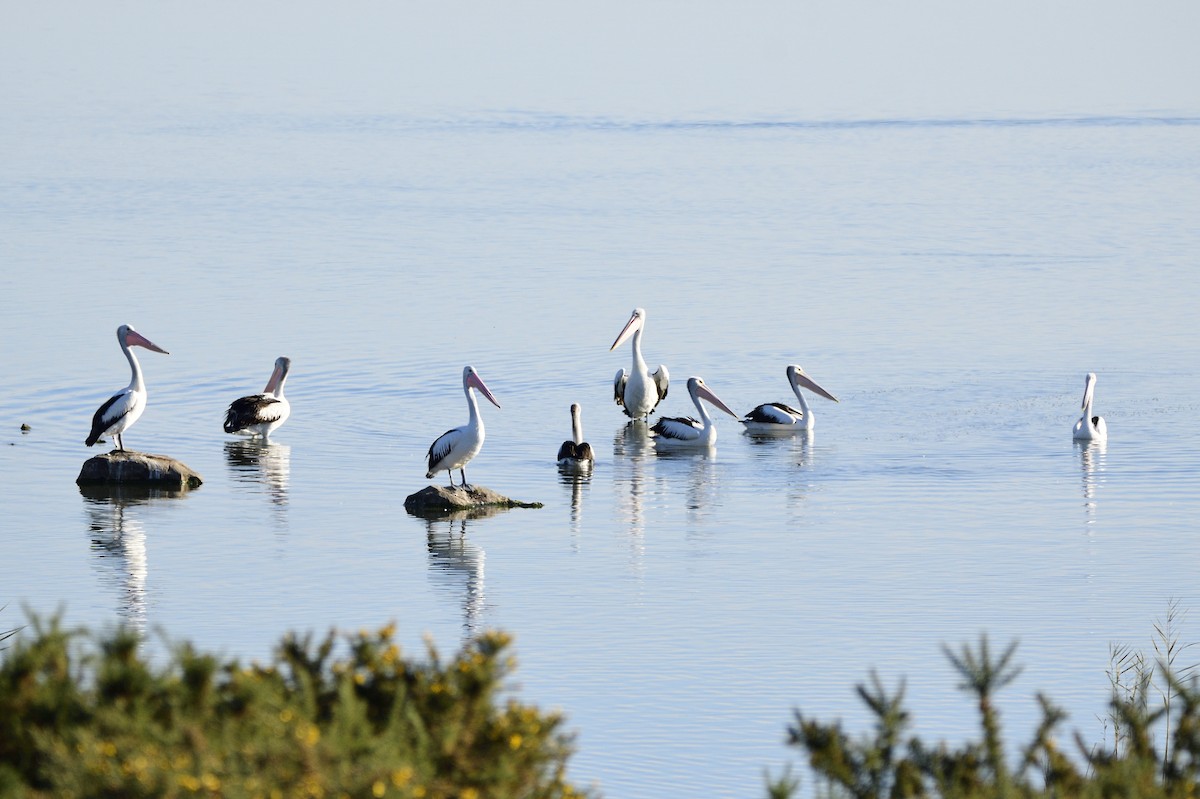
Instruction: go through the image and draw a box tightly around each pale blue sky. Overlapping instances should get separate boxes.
[4,0,1198,119]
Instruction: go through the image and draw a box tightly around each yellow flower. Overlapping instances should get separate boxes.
[390,767,413,787]
[509,734,523,750]
[372,780,386,797]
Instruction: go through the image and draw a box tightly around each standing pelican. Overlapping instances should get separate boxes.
[85,324,170,451]
[556,403,594,471]
[224,356,292,440]
[651,376,739,448]
[1072,372,1107,441]
[426,366,502,488]
[741,364,839,432]
[610,307,669,420]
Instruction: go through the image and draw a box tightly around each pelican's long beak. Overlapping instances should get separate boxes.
[609,312,641,351]
[696,382,739,419]
[1081,373,1097,411]
[264,359,289,394]
[469,371,502,409]
[794,372,839,403]
[127,329,169,355]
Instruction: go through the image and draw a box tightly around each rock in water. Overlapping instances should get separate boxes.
[77,450,203,490]
[404,484,542,516]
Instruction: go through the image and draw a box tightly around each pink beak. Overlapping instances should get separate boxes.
[794,372,838,403]
[468,371,501,409]
[127,329,169,355]
[609,312,641,351]
[696,382,739,418]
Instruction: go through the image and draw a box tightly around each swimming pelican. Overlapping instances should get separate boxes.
[741,364,839,432]
[1072,372,1107,441]
[426,366,502,488]
[85,324,170,452]
[223,356,292,440]
[556,403,594,471]
[651,376,739,448]
[610,307,669,420]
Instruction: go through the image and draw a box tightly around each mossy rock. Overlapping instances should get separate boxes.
[404,485,542,517]
[77,450,203,490]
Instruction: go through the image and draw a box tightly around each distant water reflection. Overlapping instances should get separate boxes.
[78,484,190,634]
[612,423,653,568]
[1077,440,1107,528]
[417,506,514,639]
[558,472,590,547]
[224,440,291,518]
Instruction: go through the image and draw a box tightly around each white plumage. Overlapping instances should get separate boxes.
[741,364,839,433]
[85,324,169,452]
[611,307,669,420]
[426,366,502,487]
[556,403,594,472]
[224,356,292,440]
[651,376,739,448]
[1072,372,1107,441]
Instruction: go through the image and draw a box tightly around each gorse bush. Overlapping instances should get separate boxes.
[0,615,588,799]
[770,635,1200,799]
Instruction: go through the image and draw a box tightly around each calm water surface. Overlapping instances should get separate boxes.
[2,112,1199,797]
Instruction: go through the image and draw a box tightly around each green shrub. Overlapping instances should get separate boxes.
[0,614,589,799]
[769,635,1200,799]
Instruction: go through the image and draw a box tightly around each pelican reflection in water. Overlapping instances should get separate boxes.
[225,439,291,509]
[424,512,496,639]
[1078,438,1107,525]
[80,484,187,634]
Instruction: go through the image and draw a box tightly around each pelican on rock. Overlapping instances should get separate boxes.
[426,366,502,488]
[1072,372,1107,441]
[611,307,669,420]
[556,403,594,472]
[741,364,839,433]
[85,324,170,452]
[651,376,739,448]
[224,356,292,440]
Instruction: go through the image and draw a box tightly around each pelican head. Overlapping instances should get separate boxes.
[464,365,501,409]
[264,356,291,395]
[786,364,838,403]
[1072,372,1107,441]
[689,376,739,419]
[118,324,169,355]
[610,307,646,351]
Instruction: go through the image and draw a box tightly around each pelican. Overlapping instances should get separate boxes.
[85,324,170,452]
[224,356,292,440]
[426,366,502,488]
[610,307,669,419]
[741,364,839,432]
[1072,372,1107,441]
[556,403,594,471]
[651,376,739,448]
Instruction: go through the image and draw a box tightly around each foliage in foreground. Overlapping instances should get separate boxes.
[0,615,587,799]
[769,634,1200,799]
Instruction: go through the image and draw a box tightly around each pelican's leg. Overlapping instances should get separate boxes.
[460,469,469,489]
[115,433,124,452]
